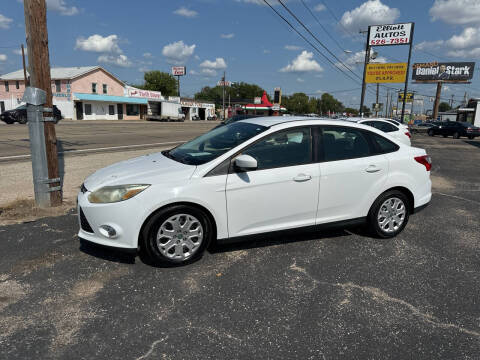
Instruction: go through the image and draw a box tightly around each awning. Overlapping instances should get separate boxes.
[73,93,148,104]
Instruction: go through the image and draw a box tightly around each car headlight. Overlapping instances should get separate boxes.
[88,184,150,204]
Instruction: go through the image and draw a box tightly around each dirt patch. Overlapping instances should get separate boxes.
[0,198,74,226]
[431,175,455,191]
[11,251,72,276]
[0,279,29,312]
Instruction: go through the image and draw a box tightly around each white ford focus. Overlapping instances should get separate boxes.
[78,117,431,264]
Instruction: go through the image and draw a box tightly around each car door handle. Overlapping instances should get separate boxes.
[293,174,312,182]
[365,165,381,173]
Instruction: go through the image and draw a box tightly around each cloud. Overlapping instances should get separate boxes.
[75,34,122,53]
[446,48,480,58]
[0,54,7,61]
[340,0,400,33]
[342,50,386,68]
[284,45,303,51]
[200,57,227,69]
[200,69,217,77]
[0,13,13,29]
[143,52,152,58]
[314,4,326,12]
[445,27,480,49]
[173,7,198,18]
[12,48,27,56]
[280,51,323,72]
[221,33,235,39]
[46,0,79,16]
[296,77,305,83]
[97,54,132,68]
[162,41,196,64]
[430,0,480,25]
[414,40,444,51]
[263,49,271,54]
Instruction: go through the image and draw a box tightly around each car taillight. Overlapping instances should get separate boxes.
[405,131,411,138]
[414,155,432,171]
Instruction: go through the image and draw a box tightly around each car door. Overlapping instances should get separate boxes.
[225,126,320,237]
[316,126,389,223]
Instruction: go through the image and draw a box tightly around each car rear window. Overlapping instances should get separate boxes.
[369,132,400,154]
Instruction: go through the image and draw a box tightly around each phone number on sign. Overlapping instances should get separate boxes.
[370,38,409,45]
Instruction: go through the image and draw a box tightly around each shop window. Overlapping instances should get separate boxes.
[103,84,107,94]
[108,105,115,115]
[85,104,92,115]
[16,81,20,90]
[126,104,139,116]
[55,80,61,92]
[4,81,9,92]
[92,83,97,93]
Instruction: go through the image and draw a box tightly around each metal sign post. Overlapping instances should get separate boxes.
[401,23,415,123]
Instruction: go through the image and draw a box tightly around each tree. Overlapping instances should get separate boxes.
[138,71,178,96]
[439,102,451,112]
[360,105,371,117]
[344,107,359,116]
[195,82,268,107]
[319,93,344,114]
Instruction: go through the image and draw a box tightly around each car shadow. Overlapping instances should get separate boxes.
[464,140,480,149]
[79,240,136,264]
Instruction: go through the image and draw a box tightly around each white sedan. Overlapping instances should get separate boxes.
[343,118,411,146]
[78,117,431,265]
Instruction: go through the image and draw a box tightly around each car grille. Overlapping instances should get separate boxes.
[79,207,94,233]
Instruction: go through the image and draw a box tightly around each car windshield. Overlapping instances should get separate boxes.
[165,121,267,165]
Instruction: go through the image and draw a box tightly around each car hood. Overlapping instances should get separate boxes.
[83,151,196,191]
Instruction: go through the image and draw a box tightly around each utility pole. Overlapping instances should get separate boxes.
[24,0,62,207]
[385,89,390,118]
[177,75,180,97]
[432,82,442,121]
[450,94,454,108]
[400,23,415,123]
[359,29,370,117]
[222,71,225,120]
[21,44,28,85]
[375,83,379,117]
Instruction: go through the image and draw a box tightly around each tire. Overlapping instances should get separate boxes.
[453,132,460,139]
[468,135,474,140]
[368,190,410,239]
[427,129,434,137]
[141,205,213,265]
[18,114,27,124]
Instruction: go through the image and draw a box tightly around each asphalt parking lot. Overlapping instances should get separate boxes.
[0,134,479,359]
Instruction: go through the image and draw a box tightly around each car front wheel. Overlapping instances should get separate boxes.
[368,190,410,238]
[141,205,213,265]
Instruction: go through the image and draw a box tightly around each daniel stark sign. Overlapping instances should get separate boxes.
[412,62,475,82]
[368,23,413,46]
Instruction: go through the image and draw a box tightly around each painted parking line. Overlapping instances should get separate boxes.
[0,140,186,161]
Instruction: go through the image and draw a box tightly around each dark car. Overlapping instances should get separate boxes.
[1,104,62,124]
[427,121,480,139]
[409,122,436,134]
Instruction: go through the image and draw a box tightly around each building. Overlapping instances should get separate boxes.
[242,91,286,116]
[0,66,147,120]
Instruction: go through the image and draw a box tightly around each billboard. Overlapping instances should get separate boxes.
[365,63,407,83]
[412,62,475,82]
[217,80,232,87]
[172,66,186,76]
[398,92,414,103]
[368,23,413,46]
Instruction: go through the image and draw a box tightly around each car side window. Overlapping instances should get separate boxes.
[320,126,371,161]
[370,121,398,133]
[369,132,400,154]
[241,127,312,170]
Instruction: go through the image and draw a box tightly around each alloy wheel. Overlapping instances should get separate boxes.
[377,197,406,234]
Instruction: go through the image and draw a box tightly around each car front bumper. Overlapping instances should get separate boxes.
[77,190,145,251]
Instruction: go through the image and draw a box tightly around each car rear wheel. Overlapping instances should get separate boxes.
[468,135,474,140]
[141,205,212,265]
[453,132,460,139]
[368,190,410,239]
[427,129,434,136]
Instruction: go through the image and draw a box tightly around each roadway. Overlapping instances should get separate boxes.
[0,120,218,160]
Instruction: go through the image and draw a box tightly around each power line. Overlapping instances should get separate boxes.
[261,0,361,86]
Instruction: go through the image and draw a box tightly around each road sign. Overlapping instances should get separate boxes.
[172,66,186,76]
[398,92,414,103]
[365,63,407,83]
[368,23,413,46]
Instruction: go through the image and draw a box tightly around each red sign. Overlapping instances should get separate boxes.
[172,66,186,76]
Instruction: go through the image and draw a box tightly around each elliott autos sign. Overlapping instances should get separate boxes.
[368,23,413,46]
[412,62,475,82]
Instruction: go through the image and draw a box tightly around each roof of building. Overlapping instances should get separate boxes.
[0,66,115,81]
[74,93,148,104]
[243,91,286,111]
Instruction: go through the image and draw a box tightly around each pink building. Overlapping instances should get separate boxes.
[0,66,147,120]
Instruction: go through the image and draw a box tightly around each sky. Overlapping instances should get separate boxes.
[1,0,480,110]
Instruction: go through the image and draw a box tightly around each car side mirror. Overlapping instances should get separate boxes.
[234,154,257,172]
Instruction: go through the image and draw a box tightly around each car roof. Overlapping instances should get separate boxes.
[241,116,330,127]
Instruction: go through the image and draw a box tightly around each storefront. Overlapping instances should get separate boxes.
[180,99,215,120]
[73,93,148,120]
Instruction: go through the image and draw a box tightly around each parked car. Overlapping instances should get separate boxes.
[213,114,262,129]
[409,122,436,134]
[343,118,411,146]
[207,115,217,121]
[0,104,62,124]
[427,121,480,139]
[78,117,432,265]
